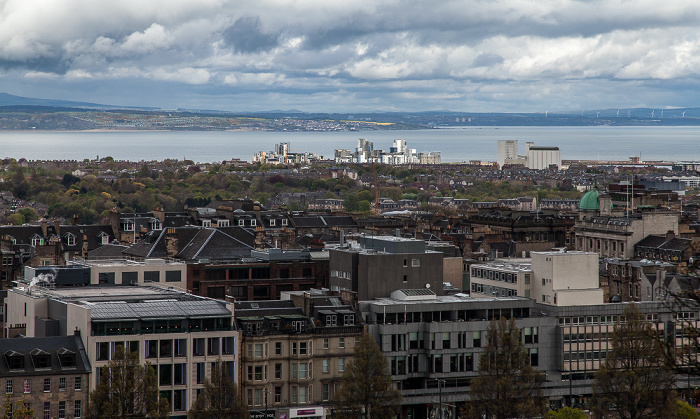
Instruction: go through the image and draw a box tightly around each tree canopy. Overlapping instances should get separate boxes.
[591,304,678,419]
[188,359,249,419]
[465,317,547,419]
[86,345,169,419]
[332,333,402,419]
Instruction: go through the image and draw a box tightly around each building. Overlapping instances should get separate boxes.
[187,248,329,301]
[25,258,188,290]
[0,335,90,419]
[329,236,462,300]
[4,284,239,416]
[469,251,603,306]
[235,291,362,419]
[575,188,679,259]
[525,142,561,170]
[359,292,700,419]
[496,140,522,168]
[334,138,441,165]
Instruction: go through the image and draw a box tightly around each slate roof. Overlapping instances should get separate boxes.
[0,335,90,377]
[122,226,255,261]
[88,299,230,321]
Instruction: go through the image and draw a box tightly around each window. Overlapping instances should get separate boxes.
[282,219,288,226]
[323,359,329,373]
[473,331,481,348]
[5,380,12,394]
[74,400,82,418]
[292,363,297,379]
[292,386,297,403]
[251,219,256,226]
[299,342,308,355]
[270,219,276,226]
[144,271,160,282]
[338,358,345,372]
[299,386,308,403]
[98,272,115,284]
[275,386,282,403]
[165,270,182,282]
[299,363,307,379]
[275,342,282,355]
[122,271,138,285]
[275,363,282,379]
[24,379,31,393]
[238,219,245,226]
[74,377,82,391]
[254,343,264,358]
[339,337,345,348]
[254,366,263,381]
[43,402,50,419]
[322,383,330,401]
[44,378,51,392]
[292,342,297,355]
[323,338,329,349]
[100,233,109,245]
[66,234,76,246]
[412,259,420,267]
[58,401,66,419]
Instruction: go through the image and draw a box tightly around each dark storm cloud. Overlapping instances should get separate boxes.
[222,16,280,53]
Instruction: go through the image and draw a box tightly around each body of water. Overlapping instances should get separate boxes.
[1,126,698,163]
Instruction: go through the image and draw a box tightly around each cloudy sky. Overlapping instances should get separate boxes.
[2,0,700,112]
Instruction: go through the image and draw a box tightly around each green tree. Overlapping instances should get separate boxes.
[591,304,677,419]
[87,346,169,419]
[1,395,34,419]
[189,359,249,419]
[332,333,402,419]
[465,317,547,419]
[676,400,697,419]
[545,406,588,419]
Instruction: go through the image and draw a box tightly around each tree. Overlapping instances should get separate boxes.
[188,359,249,419]
[545,406,588,419]
[87,346,169,419]
[1,395,34,419]
[332,333,402,419]
[676,400,697,419]
[591,304,677,419]
[465,317,547,419]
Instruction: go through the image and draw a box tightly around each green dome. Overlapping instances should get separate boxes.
[579,189,600,211]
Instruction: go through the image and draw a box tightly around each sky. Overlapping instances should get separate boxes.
[2,0,700,113]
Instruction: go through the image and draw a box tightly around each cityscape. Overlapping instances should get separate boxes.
[3,0,700,418]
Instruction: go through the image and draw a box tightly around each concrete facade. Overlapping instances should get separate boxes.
[359,294,700,419]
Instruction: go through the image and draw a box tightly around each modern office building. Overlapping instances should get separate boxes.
[359,291,700,419]
[4,284,239,417]
[329,236,462,300]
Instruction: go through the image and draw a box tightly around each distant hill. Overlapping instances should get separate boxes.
[0,93,155,110]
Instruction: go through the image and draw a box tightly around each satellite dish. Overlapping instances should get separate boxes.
[425,283,431,289]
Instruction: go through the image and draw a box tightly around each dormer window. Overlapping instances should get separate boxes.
[4,351,24,370]
[217,219,229,227]
[202,220,211,227]
[238,219,245,226]
[58,348,76,368]
[251,219,256,226]
[150,219,162,231]
[282,219,288,226]
[326,315,337,326]
[30,235,44,247]
[270,219,276,226]
[98,232,109,245]
[31,349,51,369]
[66,233,76,246]
[124,220,135,232]
[344,314,355,326]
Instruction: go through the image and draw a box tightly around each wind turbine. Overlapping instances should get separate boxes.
[651,110,655,118]
[596,112,600,118]
[616,109,620,117]
[683,111,686,117]
[661,109,664,118]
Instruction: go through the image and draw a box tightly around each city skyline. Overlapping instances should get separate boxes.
[2,1,700,113]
